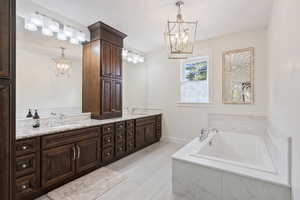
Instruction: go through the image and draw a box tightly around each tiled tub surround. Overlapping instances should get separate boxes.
[172,130,291,200]
[16,110,162,140]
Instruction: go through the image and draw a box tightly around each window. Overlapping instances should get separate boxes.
[180,56,210,103]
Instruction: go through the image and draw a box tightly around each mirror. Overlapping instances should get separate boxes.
[16,9,85,119]
[222,47,254,104]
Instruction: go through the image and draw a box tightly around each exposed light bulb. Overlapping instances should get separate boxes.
[70,37,79,45]
[30,13,44,27]
[24,17,37,31]
[127,57,133,62]
[42,27,53,36]
[57,31,67,41]
[76,31,86,42]
[63,25,74,37]
[48,19,60,32]
[122,49,128,57]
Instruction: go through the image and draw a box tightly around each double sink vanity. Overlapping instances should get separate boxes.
[15,112,162,200]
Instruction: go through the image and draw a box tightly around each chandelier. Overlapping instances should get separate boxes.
[53,47,71,77]
[165,1,198,59]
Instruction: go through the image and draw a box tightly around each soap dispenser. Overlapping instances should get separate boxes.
[32,109,40,128]
[26,109,33,118]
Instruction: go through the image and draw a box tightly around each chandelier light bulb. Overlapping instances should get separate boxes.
[76,31,86,42]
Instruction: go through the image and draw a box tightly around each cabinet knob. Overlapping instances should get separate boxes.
[107,139,111,142]
[119,147,123,151]
[107,127,111,131]
[21,185,27,190]
[22,146,28,150]
[106,152,111,156]
[21,164,27,168]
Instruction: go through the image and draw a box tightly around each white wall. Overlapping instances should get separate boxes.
[146,30,268,142]
[267,0,300,199]
[16,46,82,118]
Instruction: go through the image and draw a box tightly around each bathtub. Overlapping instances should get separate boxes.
[172,131,291,200]
[190,132,277,174]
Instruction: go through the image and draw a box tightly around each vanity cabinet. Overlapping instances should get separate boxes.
[83,21,127,119]
[15,138,40,200]
[15,114,162,199]
[41,127,101,188]
[135,117,158,149]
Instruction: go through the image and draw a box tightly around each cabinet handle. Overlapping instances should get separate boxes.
[22,146,28,150]
[21,185,27,190]
[107,138,111,142]
[76,145,81,159]
[72,146,76,160]
[107,127,111,131]
[106,152,111,156]
[21,164,27,169]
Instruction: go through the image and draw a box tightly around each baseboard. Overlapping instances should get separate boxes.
[161,136,190,145]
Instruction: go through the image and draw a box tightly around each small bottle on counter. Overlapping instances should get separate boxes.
[26,109,33,118]
[32,109,40,128]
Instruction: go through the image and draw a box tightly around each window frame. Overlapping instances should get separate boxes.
[178,55,214,106]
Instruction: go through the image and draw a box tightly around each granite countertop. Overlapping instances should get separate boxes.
[16,112,162,140]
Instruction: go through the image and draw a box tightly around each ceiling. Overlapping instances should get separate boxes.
[26,0,273,53]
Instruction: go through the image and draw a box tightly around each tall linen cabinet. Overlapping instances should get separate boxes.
[82,22,127,119]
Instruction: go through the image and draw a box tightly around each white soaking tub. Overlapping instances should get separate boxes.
[172,131,291,200]
[190,132,276,174]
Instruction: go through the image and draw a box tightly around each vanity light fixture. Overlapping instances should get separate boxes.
[22,12,87,45]
[122,48,145,64]
[165,1,198,59]
[53,47,72,77]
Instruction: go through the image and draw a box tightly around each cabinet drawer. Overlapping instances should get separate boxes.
[102,147,114,162]
[116,130,125,142]
[42,127,100,149]
[102,133,114,148]
[136,117,156,126]
[115,142,126,157]
[116,121,125,130]
[16,174,38,199]
[126,120,134,128]
[102,124,114,134]
[16,138,39,156]
[16,154,36,178]
[126,140,134,153]
[126,129,134,139]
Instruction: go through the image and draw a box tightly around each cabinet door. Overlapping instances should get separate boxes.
[101,41,112,77]
[101,78,112,115]
[145,123,156,144]
[112,79,122,114]
[135,126,145,149]
[0,83,11,200]
[76,137,100,174]
[111,45,122,79]
[0,0,10,78]
[41,144,76,188]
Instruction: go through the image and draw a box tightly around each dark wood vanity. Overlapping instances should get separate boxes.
[15,115,162,200]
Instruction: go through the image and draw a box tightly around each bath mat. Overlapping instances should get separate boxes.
[47,167,125,200]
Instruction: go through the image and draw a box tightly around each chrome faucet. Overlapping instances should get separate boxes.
[199,128,209,141]
[199,128,219,141]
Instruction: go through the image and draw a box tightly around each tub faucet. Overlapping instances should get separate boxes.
[199,128,209,141]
